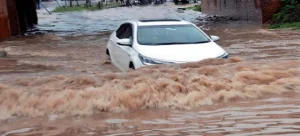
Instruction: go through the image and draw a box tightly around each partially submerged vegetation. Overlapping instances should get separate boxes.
[270,0,300,29]
[269,22,300,29]
[53,3,121,12]
[187,5,201,12]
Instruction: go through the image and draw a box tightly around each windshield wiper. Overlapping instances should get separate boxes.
[190,41,210,44]
[156,41,210,45]
[158,42,187,45]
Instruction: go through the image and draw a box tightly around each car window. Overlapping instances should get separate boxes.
[116,24,133,39]
[116,24,127,39]
[121,25,133,39]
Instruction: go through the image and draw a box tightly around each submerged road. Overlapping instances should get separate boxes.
[38,1,203,35]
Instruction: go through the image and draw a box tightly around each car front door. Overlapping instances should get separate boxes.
[113,23,134,71]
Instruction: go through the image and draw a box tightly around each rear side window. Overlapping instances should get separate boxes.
[116,24,133,39]
[116,24,127,38]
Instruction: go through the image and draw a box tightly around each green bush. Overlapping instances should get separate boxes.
[273,5,300,23]
[270,0,300,29]
[269,22,300,29]
[281,0,300,5]
[187,5,201,12]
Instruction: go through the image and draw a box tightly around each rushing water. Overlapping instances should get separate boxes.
[1,92,300,135]
[1,57,300,119]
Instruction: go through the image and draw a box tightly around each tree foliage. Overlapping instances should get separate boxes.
[273,0,300,23]
[281,0,300,5]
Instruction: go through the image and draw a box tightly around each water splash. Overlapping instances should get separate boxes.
[0,58,300,119]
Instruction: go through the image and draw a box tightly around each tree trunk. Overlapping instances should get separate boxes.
[15,0,27,33]
[85,0,91,8]
[76,0,79,6]
[70,0,73,7]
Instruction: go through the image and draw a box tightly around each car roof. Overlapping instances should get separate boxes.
[134,19,192,26]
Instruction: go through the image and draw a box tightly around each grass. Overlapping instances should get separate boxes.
[53,3,121,13]
[269,22,300,30]
[186,5,201,12]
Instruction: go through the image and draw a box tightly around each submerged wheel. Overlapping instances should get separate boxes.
[106,49,111,60]
[129,62,135,70]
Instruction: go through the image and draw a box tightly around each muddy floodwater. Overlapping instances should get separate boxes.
[1,1,300,136]
[38,2,203,35]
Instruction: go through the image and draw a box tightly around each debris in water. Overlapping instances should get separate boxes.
[1,128,34,136]
[48,114,58,121]
[105,119,129,124]
[177,8,185,13]
[0,51,7,58]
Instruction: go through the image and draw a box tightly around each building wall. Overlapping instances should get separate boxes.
[0,0,10,40]
[201,0,282,23]
[201,0,263,23]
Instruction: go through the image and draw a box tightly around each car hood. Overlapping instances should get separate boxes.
[135,42,227,62]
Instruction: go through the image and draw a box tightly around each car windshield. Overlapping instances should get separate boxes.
[137,25,210,45]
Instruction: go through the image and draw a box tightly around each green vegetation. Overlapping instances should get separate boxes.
[269,0,300,29]
[53,5,92,12]
[269,22,300,29]
[53,3,121,13]
[187,5,201,12]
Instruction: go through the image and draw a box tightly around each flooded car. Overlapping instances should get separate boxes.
[106,19,228,71]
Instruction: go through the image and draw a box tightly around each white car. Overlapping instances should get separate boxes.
[106,19,228,72]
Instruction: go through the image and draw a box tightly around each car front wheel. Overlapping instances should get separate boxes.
[129,62,135,70]
[106,49,111,60]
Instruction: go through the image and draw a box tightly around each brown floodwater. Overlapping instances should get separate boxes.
[1,27,300,135]
[1,5,300,134]
[1,92,300,135]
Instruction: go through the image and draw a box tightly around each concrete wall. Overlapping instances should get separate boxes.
[0,0,10,40]
[201,0,263,23]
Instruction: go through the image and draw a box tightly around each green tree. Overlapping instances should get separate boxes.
[273,0,300,23]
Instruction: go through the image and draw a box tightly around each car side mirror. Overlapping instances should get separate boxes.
[210,35,220,42]
[117,39,131,46]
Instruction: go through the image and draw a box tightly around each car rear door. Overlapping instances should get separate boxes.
[112,23,134,71]
[109,24,126,66]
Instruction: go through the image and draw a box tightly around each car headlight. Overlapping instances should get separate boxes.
[217,52,229,58]
[139,54,169,65]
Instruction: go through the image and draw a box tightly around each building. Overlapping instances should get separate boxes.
[0,0,38,40]
[201,0,282,23]
[0,0,10,39]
